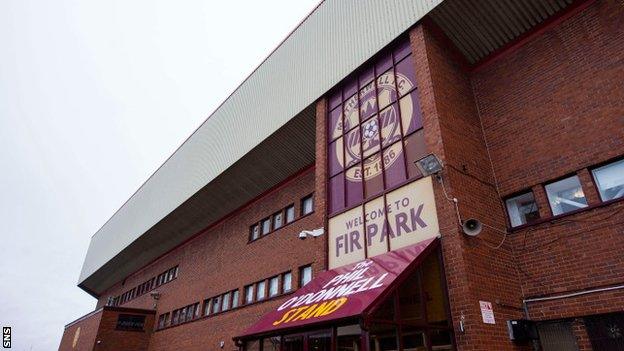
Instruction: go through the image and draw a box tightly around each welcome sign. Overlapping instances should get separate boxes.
[238,238,438,337]
[329,177,439,269]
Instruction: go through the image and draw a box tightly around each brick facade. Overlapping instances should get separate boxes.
[61,1,624,350]
[58,307,155,351]
[410,0,624,349]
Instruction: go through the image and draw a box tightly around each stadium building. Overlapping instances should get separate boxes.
[59,0,624,350]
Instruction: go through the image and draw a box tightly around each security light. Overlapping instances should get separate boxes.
[298,228,324,240]
[415,154,444,176]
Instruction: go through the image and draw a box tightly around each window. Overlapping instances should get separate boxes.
[172,310,180,325]
[179,307,187,323]
[158,314,166,329]
[212,296,221,314]
[327,44,423,215]
[282,272,292,292]
[299,265,312,287]
[592,159,624,201]
[505,191,540,227]
[185,305,194,321]
[301,195,314,216]
[245,285,254,304]
[285,205,295,223]
[256,280,266,301]
[261,218,271,235]
[545,175,588,215]
[269,276,279,297]
[250,224,260,241]
[231,290,239,308]
[273,211,283,230]
[222,292,231,311]
[203,299,211,316]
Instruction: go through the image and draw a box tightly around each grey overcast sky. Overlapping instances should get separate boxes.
[0,1,319,349]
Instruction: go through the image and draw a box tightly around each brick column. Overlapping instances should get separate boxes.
[577,168,601,205]
[315,98,329,270]
[532,184,552,219]
[410,23,528,351]
[571,318,593,351]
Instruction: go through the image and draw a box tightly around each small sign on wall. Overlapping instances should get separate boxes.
[479,301,496,324]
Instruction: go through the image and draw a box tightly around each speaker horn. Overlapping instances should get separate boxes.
[462,219,482,237]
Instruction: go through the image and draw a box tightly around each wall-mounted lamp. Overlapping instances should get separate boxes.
[414,154,444,177]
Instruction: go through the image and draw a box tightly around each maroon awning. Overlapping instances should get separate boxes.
[236,237,439,339]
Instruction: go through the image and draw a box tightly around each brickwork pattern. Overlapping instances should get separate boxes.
[92,169,324,351]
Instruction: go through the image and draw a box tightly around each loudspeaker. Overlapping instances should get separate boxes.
[462,218,482,236]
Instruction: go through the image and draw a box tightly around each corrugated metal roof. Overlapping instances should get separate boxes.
[430,0,574,64]
[79,0,444,295]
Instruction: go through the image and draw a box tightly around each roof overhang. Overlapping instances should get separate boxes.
[79,0,445,296]
[79,0,581,296]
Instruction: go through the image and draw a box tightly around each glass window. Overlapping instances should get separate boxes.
[245,285,254,304]
[172,310,179,325]
[329,138,344,176]
[301,195,314,216]
[231,290,239,308]
[285,205,295,223]
[337,325,362,351]
[592,159,624,201]
[505,191,541,227]
[329,174,345,214]
[283,335,304,351]
[203,299,211,316]
[269,276,279,297]
[250,224,260,241]
[299,265,312,287]
[212,296,221,314]
[245,340,261,351]
[158,314,165,329]
[222,292,231,311]
[186,305,194,321]
[273,212,283,230]
[401,325,426,351]
[368,323,398,351]
[256,281,266,301]
[545,176,588,215]
[179,307,187,323]
[282,272,292,292]
[263,336,282,351]
[383,142,406,188]
[261,218,271,235]
[308,331,331,351]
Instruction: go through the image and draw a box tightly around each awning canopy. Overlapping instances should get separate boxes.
[237,237,439,339]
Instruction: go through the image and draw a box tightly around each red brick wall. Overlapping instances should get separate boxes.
[410,23,528,351]
[59,310,102,351]
[59,308,155,351]
[93,168,324,351]
[472,0,624,321]
[95,309,155,351]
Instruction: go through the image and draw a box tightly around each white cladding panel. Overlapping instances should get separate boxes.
[79,0,443,288]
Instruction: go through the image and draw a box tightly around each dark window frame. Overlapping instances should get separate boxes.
[301,194,314,216]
